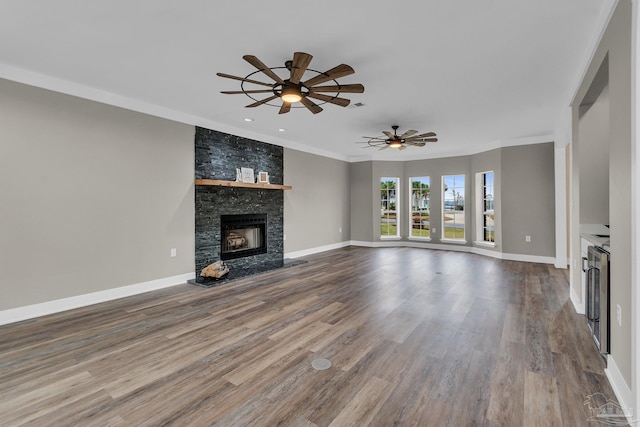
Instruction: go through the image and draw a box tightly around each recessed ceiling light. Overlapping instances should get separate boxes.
[278,128,286,132]
[244,118,254,122]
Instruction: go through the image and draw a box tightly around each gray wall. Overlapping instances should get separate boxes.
[579,84,610,224]
[501,143,556,256]
[283,148,350,253]
[0,79,195,310]
[570,0,632,387]
[349,161,374,242]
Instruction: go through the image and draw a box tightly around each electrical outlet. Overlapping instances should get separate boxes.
[432,227,436,233]
[617,304,622,327]
[170,248,177,258]
[525,235,531,243]
[339,227,342,233]
[283,234,286,241]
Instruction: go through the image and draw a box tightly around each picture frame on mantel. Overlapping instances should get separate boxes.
[257,171,269,184]
[240,167,254,183]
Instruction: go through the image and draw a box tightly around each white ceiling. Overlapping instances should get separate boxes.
[0,1,607,161]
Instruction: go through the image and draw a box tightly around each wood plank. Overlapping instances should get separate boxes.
[523,371,563,427]
[327,376,393,427]
[487,342,526,424]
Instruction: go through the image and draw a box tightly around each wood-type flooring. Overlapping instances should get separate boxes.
[0,247,625,426]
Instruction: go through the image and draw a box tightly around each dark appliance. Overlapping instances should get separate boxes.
[586,245,610,354]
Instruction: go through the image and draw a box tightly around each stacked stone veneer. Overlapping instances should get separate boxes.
[194,127,284,282]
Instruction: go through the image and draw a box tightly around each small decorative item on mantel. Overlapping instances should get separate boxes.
[200,260,229,280]
[257,171,270,184]
[235,168,242,182]
[240,167,254,183]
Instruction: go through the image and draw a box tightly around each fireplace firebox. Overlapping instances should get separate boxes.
[220,214,267,260]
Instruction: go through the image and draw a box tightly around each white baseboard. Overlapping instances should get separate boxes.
[351,239,472,252]
[0,272,195,326]
[570,285,585,314]
[285,241,351,259]
[605,355,636,425]
[349,240,556,265]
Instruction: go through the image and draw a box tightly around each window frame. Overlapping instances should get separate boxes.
[380,177,400,239]
[475,170,495,246]
[408,176,431,240]
[441,174,466,243]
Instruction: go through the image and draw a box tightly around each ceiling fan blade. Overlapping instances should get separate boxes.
[405,141,426,147]
[216,73,274,87]
[378,145,390,151]
[399,129,418,139]
[243,55,284,84]
[306,93,350,107]
[398,145,408,150]
[404,138,427,144]
[300,97,323,114]
[309,84,365,93]
[406,132,437,140]
[408,137,438,143]
[382,131,394,139]
[245,94,279,108]
[279,102,292,114]
[221,89,274,94]
[303,63,355,87]
[290,52,313,84]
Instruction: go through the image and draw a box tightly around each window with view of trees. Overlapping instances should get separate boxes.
[477,171,495,243]
[410,177,430,238]
[380,178,399,238]
[442,174,465,240]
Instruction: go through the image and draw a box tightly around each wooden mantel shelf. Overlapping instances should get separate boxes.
[194,179,292,190]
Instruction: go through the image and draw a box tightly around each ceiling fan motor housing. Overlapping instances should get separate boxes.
[275,81,308,102]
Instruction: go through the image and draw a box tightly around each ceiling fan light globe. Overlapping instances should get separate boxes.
[280,87,302,103]
[389,140,402,148]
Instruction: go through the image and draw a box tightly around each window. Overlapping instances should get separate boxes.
[477,171,495,243]
[380,177,399,238]
[442,175,465,240]
[410,176,430,238]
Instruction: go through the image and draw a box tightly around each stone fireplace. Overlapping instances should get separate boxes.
[193,127,284,285]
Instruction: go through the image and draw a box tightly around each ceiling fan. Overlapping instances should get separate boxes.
[358,125,438,150]
[216,51,364,114]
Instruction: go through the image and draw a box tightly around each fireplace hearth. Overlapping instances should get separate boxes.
[221,213,267,260]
